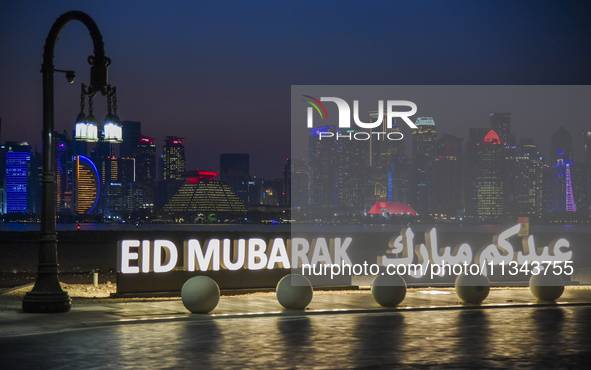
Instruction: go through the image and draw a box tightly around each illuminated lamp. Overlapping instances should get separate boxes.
[75,112,99,142]
[103,112,123,143]
[371,273,407,307]
[529,273,564,301]
[181,276,220,313]
[276,274,313,309]
[455,273,490,303]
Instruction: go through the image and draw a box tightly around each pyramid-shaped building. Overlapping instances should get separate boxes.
[163,170,247,217]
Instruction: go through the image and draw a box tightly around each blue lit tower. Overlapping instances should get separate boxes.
[4,141,31,213]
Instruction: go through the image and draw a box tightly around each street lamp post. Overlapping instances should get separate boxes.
[23,11,113,313]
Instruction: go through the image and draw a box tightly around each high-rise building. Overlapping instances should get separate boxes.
[132,135,156,210]
[412,117,437,215]
[162,136,186,181]
[504,146,532,216]
[100,157,136,216]
[308,126,337,208]
[366,111,406,210]
[4,141,31,213]
[517,138,544,216]
[490,113,510,144]
[283,159,291,207]
[477,130,505,218]
[551,126,573,164]
[432,134,463,218]
[73,155,100,214]
[464,127,488,218]
[120,121,142,159]
[54,130,73,213]
[336,129,365,211]
[220,153,249,205]
[291,159,308,209]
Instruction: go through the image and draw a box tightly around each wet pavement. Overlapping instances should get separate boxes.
[1,289,591,369]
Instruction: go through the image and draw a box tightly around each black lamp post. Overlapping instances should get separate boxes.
[23,11,113,313]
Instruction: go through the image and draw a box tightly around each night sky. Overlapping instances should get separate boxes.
[1,0,591,179]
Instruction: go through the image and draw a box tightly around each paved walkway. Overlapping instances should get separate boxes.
[1,288,591,338]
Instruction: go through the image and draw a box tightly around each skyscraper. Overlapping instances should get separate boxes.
[412,117,437,215]
[551,126,573,164]
[366,111,406,210]
[336,128,365,211]
[464,127,488,218]
[4,141,30,213]
[73,155,100,214]
[477,130,505,218]
[162,136,186,181]
[220,153,249,205]
[490,113,510,144]
[432,134,463,217]
[120,120,142,159]
[308,126,337,208]
[132,135,156,210]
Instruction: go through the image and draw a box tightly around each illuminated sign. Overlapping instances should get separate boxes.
[378,224,572,278]
[118,237,352,274]
[139,135,154,144]
[116,227,575,294]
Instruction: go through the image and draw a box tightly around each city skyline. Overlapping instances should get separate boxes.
[2,1,591,179]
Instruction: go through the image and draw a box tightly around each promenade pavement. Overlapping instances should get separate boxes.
[2,287,591,338]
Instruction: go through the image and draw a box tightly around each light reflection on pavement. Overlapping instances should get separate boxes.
[2,306,591,369]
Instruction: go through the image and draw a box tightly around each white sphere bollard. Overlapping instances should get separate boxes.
[371,273,407,307]
[530,272,565,301]
[276,274,313,309]
[455,273,490,304]
[181,276,220,313]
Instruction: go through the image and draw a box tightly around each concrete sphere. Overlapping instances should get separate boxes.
[276,274,313,309]
[530,272,565,301]
[181,276,220,313]
[455,273,490,304]
[371,274,407,307]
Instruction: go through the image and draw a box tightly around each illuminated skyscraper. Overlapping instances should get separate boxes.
[100,157,136,216]
[477,130,505,218]
[132,135,156,210]
[73,155,100,214]
[412,117,437,215]
[162,136,186,181]
[4,141,30,213]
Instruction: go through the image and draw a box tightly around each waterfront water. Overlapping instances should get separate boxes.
[2,306,591,368]
[2,222,591,234]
